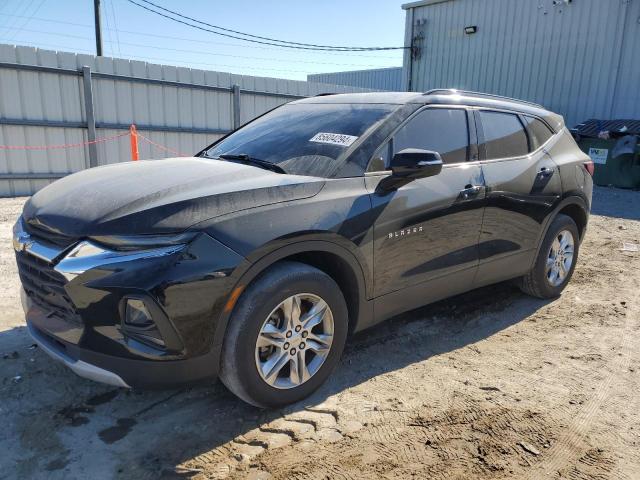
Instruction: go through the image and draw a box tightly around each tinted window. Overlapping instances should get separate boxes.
[479,111,529,159]
[523,116,554,150]
[368,141,391,172]
[393,108,469,164]
[205,103,396,177]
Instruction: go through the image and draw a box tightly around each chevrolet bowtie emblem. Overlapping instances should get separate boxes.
[13,231,33,252]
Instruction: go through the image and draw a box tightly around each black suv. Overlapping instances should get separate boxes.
[15,90,593,407]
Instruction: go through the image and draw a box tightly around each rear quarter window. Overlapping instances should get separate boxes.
[479,111,529,160]
[523,116,554,150]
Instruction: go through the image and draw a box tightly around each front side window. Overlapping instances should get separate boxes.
[393,108,469,165]
[523,116,554,151]
[479,111,529,160]
[368,141,391,172]
[204,103,396,177]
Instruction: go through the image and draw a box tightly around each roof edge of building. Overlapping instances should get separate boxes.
[307,67,402,79]
[402,0,453,10]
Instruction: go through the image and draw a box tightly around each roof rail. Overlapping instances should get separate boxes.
[314,92,337,97]
[423,89,544,109]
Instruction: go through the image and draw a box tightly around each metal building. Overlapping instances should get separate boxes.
[307,67,403,91]
[402,0,640,127]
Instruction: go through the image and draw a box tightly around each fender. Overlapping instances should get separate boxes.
[210,237,374,353]
[530,193,589,269]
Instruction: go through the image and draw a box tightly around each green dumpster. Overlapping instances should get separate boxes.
[577,136,640,188]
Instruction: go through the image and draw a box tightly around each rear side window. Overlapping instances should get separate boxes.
[479,111,529,160]
[393,108,469,164]
[523,116,554,150]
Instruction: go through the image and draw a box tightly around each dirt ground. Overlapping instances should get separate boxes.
[0,186,639,480]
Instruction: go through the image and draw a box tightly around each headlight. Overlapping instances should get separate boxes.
[88,232,198,251]
[54,235,194,281]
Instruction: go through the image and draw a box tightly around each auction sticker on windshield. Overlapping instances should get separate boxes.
[310,132,358,147]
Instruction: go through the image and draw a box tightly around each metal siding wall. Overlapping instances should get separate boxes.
[0,45,87,196]
[611,0,640,120]
[406,0,637,127]
[307,68,403,90]
[0,45,372,196]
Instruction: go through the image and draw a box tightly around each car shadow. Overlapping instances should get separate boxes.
[1,280,553,478]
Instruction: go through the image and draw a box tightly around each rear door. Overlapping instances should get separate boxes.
[474,109,562,286]
[366,106,485,311]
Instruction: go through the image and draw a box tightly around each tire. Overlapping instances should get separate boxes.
[519,214,580,299]
[219,261,348,408]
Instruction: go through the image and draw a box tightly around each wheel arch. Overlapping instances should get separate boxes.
[212,240,373,356]
[531,195,589,270]
[557,202,588,241]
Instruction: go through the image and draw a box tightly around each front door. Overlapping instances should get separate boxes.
[366,107,486,316]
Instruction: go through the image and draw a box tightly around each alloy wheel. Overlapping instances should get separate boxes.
[255,293,334,389]
[546,229,575,287]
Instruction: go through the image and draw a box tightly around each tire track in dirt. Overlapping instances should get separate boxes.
[242,392,558,480]
[525,275,638,477]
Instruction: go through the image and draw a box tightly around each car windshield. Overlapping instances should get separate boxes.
[203,103,396,177]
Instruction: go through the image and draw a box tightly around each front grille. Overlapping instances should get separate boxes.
[16,251,81,325]
[23,222,77,248]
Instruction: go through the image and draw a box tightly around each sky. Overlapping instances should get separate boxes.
[0,0,407,81]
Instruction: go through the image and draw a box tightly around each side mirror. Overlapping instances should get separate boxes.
[390,149,443,179]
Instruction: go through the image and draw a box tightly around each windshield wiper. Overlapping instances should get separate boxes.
[218,154,286,174]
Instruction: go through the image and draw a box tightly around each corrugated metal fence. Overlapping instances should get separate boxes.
[0,44,371,196]
[307,67,403,91]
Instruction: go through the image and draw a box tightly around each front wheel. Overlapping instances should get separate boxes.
[219,261,348,408]
[519,214,580,299]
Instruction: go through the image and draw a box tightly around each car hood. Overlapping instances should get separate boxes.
[23,157,325,237]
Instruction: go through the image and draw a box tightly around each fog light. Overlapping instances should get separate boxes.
[125,298,154,328]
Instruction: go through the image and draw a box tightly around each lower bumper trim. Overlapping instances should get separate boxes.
[27,322,130,388]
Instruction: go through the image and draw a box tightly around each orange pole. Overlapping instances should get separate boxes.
[129,124,139,161]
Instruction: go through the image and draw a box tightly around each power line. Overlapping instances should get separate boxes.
[125,0,409,52]
[7,27,399,69]
[108,0,122,57]
[109,40,394,69]
[6,0,41,40]
[3,39,358,75]
[133,0,407,51]
[0,13,91,28]
[120,52,319,74]
[0,0,36,39]
[0,14,402,59]
[101,0,114,55]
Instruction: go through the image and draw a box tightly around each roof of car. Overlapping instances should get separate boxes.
[292,92,425,105]
[293,89,563,129]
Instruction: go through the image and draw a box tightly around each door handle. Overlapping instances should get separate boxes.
[460,184,484,200]
[539,166,555,177]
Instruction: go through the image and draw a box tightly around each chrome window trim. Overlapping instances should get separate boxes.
[473,107,560,164]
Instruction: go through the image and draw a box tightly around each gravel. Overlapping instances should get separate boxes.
[0,186,638,480]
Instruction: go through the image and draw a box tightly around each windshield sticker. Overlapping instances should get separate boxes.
[309,132,358,147]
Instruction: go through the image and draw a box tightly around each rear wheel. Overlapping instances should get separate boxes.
[519,214,580,299]
[219,261,348,408]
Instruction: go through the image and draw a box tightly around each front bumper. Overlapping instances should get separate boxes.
[15,225,245,388]
[23,288,224,389]
[26,307,130,388]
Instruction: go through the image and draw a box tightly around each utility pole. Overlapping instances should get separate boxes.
[94,0,103,56]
